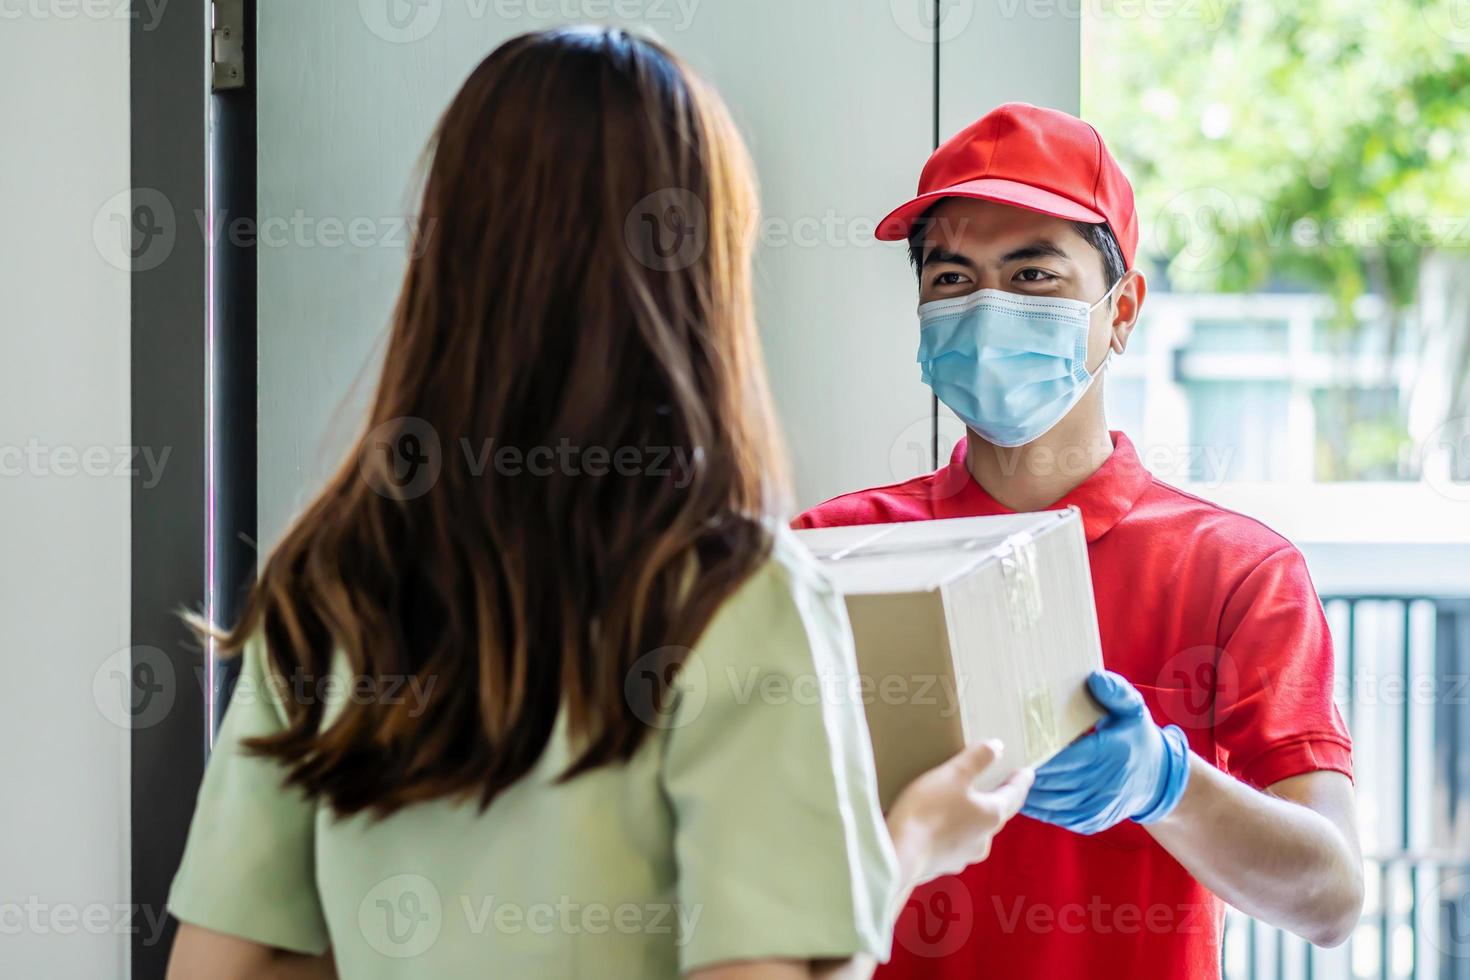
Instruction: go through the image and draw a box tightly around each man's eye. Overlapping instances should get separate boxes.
[1015,268,1056,283]
[933,271,969,286]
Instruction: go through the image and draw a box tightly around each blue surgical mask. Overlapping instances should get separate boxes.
[916,284,1119,448]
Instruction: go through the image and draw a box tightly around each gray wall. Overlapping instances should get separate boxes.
[0,10,132,980]
[934,1,1082,457]
[256,1,1081,549]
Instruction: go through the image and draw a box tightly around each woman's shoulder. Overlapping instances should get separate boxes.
[692,524,848,678]
[716,522,837,615]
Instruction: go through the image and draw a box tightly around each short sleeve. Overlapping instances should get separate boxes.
[660,536,902,973]
[167,634,329,954]
[1213,547,1354,790]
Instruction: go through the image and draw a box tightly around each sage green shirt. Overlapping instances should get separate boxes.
[168,529,902,978]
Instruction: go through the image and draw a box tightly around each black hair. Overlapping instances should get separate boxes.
[906,205,1127,289]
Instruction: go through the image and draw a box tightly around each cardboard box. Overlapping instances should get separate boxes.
[794,509,1104,810]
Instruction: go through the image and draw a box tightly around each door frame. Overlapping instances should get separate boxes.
[129,1,257,975]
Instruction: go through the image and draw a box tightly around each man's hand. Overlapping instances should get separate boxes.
[1021,670,1190,834]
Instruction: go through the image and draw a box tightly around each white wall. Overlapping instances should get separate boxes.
[251,3,1081,549]
[254,0,959,549]
[0,9,131,980]
[929,1,1083,462]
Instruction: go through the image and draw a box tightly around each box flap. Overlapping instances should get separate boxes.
[797,511,1078,594]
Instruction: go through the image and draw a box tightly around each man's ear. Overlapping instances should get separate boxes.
[1109,269,1147,354]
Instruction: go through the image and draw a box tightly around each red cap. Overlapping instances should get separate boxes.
[876,102,1139,268]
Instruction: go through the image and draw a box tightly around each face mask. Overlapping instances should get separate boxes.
[916,283,1119,448]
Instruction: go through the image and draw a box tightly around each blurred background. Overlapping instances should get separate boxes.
[1085,2,1470,976]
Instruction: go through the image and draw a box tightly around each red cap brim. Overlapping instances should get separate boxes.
[875,177,1107,241]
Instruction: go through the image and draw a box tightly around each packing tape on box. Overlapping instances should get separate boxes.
[1023,687,1059,762]
[998,531,1043,633]
[998,531,1057,761]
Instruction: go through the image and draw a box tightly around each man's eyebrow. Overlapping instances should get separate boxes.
[922,239,1074,270]
[999,239,1072,264]
[921,247,979,270]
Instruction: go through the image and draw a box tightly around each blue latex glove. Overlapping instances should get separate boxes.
[1020,670,1190,834]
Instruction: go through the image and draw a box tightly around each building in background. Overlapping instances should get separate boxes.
[1087,2,1470,976]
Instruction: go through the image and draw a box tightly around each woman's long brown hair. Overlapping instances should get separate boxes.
[206,27,786,818]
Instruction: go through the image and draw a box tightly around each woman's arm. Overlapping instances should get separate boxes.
[167,923,335,980]
[167,744,1029,980]
[688,741,1034,980]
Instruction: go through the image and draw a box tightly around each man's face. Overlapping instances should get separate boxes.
[916,197,1122,371]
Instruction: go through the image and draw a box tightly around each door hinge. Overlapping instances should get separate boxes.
[211,0,245,92]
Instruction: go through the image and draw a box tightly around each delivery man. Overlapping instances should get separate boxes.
[795,103,1364,979]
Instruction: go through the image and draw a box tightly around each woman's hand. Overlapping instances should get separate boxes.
[885,740,1034,888]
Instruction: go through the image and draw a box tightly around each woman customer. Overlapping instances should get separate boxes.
[165,26,1030,980]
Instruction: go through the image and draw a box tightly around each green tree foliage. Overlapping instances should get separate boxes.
[1085,0,1470,316]
[1084,0,1470,479]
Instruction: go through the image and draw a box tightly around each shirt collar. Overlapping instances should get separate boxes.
[930,431,1152,542]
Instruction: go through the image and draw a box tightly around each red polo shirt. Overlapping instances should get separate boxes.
[795,432,1353,980]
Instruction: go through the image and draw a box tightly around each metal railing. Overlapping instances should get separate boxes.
[1225,596,1470,979]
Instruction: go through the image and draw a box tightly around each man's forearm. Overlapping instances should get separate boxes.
[1144,754,1363,947]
